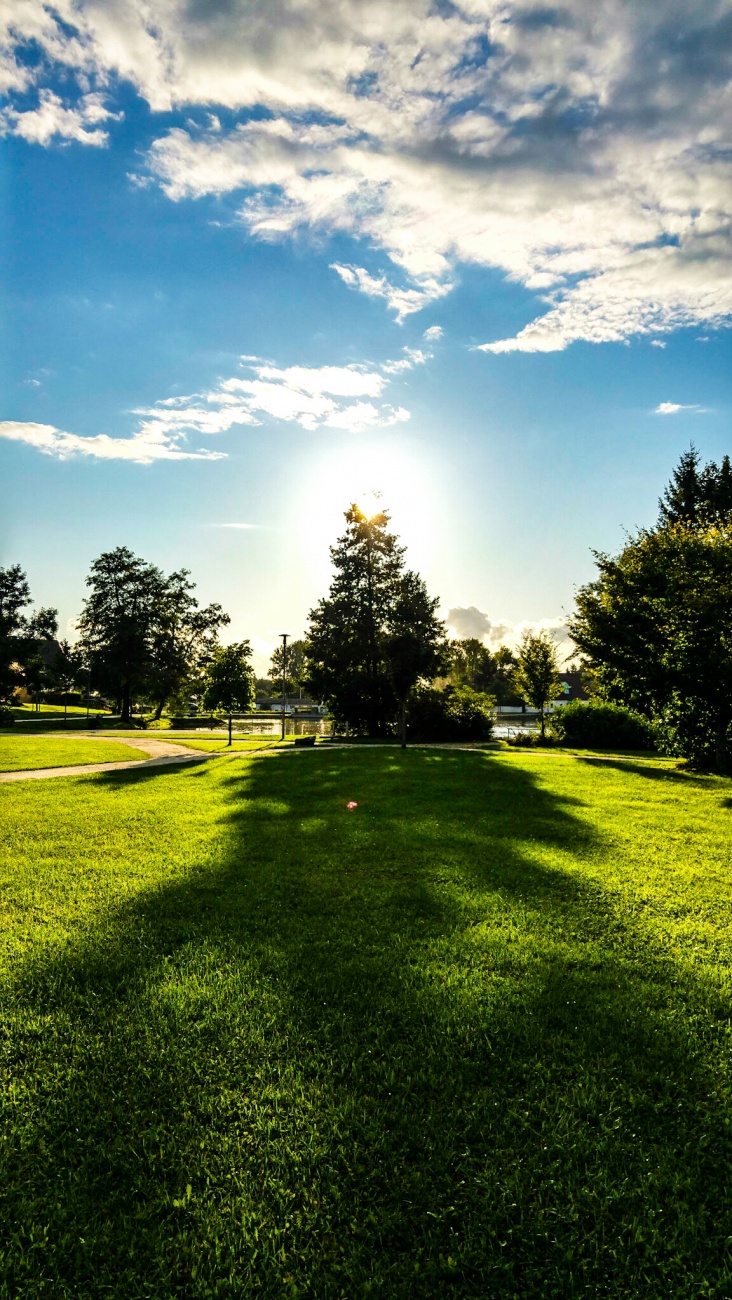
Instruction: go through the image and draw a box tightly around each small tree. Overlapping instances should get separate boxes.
[514,631,562,741]
[201,642,255,745]
[51,640,85,723]
[269,639,309,700]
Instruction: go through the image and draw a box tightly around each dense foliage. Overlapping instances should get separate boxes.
[658,445,732,527]
[78,548,229,722]
[307,506,446,737]
[449,638,520,704]
[407,683,495,742]
[550,698,657,750]
[0,565,59,707]
[570,524,732,771]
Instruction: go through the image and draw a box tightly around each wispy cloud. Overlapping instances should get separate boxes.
[654,401,707,415]
[0,348,428,462]
[330,264,452,323]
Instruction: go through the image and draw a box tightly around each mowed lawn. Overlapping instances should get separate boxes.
[0,736,149,772]
[1,750,731,1298]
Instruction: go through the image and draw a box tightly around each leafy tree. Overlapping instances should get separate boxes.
[569,523,732,771]
[201,642,255,745]
[307,505,445,736]
[492,646,521,706]
[78,548,229,722]
[78,548,167,722]
[147,570,230,719]
[514,630,562,741]
[449,638,494,692]
[0,566,58,707]
[269,639,310,699]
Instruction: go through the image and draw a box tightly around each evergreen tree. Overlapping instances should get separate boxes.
[307,505,445,736]
[659,447,732,528]
[658,446,704,526]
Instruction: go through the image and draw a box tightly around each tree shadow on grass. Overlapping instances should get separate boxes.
[2,750,731,1299]
[575,755,723,788]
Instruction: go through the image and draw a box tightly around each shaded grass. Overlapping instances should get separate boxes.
[0,737,148,772]
[1,750,732,1297]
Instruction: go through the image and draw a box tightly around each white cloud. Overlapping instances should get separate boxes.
[0,90,120,146]
[423,325,443,342]
[447,605,571,654]
[0,351,418,462]
[3,1,732,345]
[330,263,452,322]
[0,420,223,463]
[654,401,707,415]
[650,340,666,349]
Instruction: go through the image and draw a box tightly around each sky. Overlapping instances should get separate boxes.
[2,0,731,671]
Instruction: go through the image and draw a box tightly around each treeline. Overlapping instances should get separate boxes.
[0,548,238,723]
[3,444,731,767]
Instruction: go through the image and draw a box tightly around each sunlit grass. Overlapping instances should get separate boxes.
[0,736,148,772]
[1,749,731,1296]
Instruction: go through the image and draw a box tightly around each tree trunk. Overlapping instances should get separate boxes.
[228,713,232,746]
[539,704,546,742]
[121,681,131,723]
[400,700,407,749]
[154,699,164,721]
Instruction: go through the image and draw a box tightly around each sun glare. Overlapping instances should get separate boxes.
[302,440,441,574]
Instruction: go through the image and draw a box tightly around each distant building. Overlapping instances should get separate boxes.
[553,671,589,705]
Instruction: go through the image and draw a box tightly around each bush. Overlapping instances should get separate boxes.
[656,695,732,772]
[549,699,656,750]
[0,705,14,728]
[407,685,494,743]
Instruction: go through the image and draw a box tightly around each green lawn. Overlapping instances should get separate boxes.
[173,738,305,753]
[1,749,731,1297]
[0,736,149,772]
[12,704,112,717]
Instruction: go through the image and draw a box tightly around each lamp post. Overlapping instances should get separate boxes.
[280,633,289,741]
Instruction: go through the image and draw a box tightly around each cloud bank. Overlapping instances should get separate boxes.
[0,350,427,462]
[447,605,571,654]
[2,1,732,350]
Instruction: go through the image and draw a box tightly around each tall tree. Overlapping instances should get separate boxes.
[147,569,230,718]
[78,548,169,722]
[569,523,732,772]
[514,631,562,742]
[307,505,444,736]
[201,642,255,745]
[0,565,59,709]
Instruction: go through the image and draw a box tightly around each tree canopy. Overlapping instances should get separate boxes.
[570,523,732,771]
[78,547,229,721]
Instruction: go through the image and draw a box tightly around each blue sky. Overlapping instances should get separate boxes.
[2,1,731,669]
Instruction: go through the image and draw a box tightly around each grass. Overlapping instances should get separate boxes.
[11,704,112,717]
[0,736,149,772]
[1,748,732,1297]
[172,738,309,753]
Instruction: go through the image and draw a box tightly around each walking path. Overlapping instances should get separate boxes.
[0,735,212,783]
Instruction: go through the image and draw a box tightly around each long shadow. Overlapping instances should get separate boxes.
[2,749,731,1298]
[576,755,724,788]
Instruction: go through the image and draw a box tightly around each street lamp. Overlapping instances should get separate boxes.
[280,633,289,741]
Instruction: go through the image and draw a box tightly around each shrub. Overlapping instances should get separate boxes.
[549,699,657,750]
[407,685,494,742]
[0,705,14,728]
